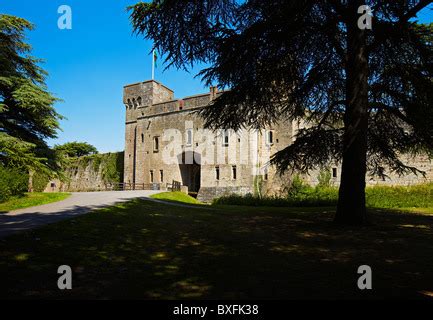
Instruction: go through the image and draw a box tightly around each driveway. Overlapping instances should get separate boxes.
[0,191,161,239]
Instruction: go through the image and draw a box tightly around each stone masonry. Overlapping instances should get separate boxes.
[123,80,433,202]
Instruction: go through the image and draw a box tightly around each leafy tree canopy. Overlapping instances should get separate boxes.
[54,141,98,158]
[0,14,63,175]
[130,0,433,225]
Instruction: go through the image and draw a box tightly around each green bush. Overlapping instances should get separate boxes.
[101,152,124,183]
[317,169,332,188]
[0,165,28,202]
[287,174,312,197]
[65,152,124,184]
[32,172,50,192]
[213,182,433,209]
[366,184,433,208]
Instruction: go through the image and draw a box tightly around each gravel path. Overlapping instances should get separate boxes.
[0,191,161,238]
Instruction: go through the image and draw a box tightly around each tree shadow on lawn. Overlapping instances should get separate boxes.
[0,199,432,300]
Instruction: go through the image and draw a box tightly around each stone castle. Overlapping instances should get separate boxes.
[123,80,433,202]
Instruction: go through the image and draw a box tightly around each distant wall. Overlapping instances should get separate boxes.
[45,152,124,192]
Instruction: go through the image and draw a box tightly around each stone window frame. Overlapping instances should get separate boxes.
[153,136,160,153]
[266,130,274,146]
[332,167,338,178]
[223,130,229,147]
[160,170,164,183]
[215,166,220,181]
[186,129,193,147]
[150,170,154,183]
[232,165,237,180]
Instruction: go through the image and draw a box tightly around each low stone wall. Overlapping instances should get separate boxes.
[197,186,253,203]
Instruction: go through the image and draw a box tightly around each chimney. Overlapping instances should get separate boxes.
[210,86,218,100]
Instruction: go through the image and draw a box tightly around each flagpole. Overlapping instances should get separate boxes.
[152,49,154,80]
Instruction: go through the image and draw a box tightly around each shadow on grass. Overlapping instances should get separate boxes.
[0,199,432,300]
[0,196,151,238]
[147,197,213,209]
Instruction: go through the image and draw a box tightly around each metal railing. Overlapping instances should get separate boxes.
[105,182,161,191]
[167,180,182,192]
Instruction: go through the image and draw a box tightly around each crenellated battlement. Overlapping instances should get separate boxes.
[123,80,175,122]
[123,80,222,121]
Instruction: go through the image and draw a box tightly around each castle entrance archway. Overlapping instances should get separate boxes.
[178,151,201,194]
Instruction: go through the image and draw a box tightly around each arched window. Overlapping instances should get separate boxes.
[267,130,274,145]
[127,99,132,109]
[137,97,142,106]
[223,130,229,147]
[132,98,137,108]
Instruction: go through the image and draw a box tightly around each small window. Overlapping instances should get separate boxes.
[137,97,142,106]
[267,130,274,145]
[141,133,144,143]
[223,130,229,147]
[215,166,220,180]
[264,168,268,181]
[153,136,159,152]
[160,170,164,182]
[186,129,193,146]
[232,166,237,180]
[150,170,154,183]
[332,168,337,178]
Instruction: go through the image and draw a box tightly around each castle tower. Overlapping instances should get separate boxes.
[123,80,174,186]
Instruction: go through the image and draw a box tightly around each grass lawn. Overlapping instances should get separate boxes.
[0,198,432,299]
[0,193,70,213]
[397,207,433,215]
[150,191,203,205]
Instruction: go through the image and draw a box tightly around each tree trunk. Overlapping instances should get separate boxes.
[28,170,34,193]
[335,3,369,225]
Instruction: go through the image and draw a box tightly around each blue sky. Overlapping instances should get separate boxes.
[2,0,208,152]
[2,1,433,153]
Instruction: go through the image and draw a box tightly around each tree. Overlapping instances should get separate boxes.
[0,14,63,174]
[54,141,98,158]
[130,1,433,225]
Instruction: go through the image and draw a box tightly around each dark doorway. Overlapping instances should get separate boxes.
[178,151,201,193]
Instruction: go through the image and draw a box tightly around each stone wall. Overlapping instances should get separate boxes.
[197,186,254,203]
[45,152,124,192]
[122,79,433,203]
